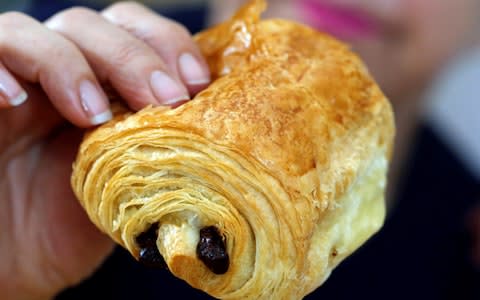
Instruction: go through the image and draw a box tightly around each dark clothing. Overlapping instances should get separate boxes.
[309,125,480,300]
[24,2,479,299]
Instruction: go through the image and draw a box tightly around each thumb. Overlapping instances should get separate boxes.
[31,127,114,295]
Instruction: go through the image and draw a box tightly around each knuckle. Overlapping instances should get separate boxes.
[0,12,33,28]
[103,1,145,15]
[149,20,192,47]
[49,6,97,28]
[38,39,81,77]
[112,42,145,67]
[0,12,36,51]
[167,21,191,38]
[61,6,97,18]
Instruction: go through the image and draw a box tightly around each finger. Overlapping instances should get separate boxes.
[46,7,190,110]
[0,12,111,127]
[0,62,28,108]
[33,127,114,294]
[102,1,211,95]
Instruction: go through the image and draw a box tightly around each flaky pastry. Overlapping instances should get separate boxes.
[71,0,395,298]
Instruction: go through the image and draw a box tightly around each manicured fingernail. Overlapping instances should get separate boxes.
[90,110,113,125]
[9,91,28,106]
[150,70,190,105]
[178,53,210,85]
[79,80,112,125]
[0,68,28,106]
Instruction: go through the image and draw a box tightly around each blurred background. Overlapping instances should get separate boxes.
[1,0,478,299]
[425,46,480,182]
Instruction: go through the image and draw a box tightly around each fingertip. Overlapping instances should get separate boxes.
[186,81,210,97]
[0,89,28,109]
[169,98,190,109]
[89,110,113,126]
[178,52,211,91]
[8,90,28,106]
[0,66,29,107]
[79,80,112,125]
[149,70,190,106]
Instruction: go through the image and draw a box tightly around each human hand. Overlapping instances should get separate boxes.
[0,2,210,299]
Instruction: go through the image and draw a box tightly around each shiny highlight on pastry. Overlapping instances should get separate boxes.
[71,0,395,298]
[196,226,229,274]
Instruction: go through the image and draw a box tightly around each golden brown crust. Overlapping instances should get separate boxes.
[71,0,394,298]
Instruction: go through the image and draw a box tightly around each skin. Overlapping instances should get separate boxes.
[0,2,211,299]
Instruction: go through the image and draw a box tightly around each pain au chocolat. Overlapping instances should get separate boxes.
[71,0,395,298]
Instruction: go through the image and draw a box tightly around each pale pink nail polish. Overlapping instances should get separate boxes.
[0,68,28,106]
[79,80,112,125]
[150,70,190,106]
[178,53,210,86]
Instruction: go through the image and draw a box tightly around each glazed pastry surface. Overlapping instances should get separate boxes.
[71,0,395,298]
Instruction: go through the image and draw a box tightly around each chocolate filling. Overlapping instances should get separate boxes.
[135,223,167,269]
[196,226,229,274]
